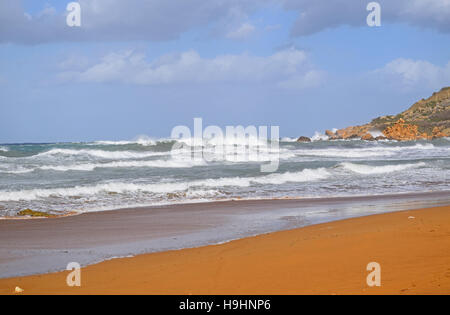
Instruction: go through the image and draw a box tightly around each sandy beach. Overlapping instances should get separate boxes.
[1,192,449,278]
[1,204,449,295]
[2,0,449,298]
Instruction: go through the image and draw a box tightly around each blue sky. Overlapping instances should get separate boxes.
[0,0,449,143]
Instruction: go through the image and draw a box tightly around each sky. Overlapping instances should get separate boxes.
[0,0,449,143]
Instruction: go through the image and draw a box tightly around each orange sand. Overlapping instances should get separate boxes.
[1,206,449,295]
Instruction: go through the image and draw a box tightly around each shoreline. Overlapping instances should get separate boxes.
[3,189,449,221]
[1,205,449,295]
[0,191,449,279]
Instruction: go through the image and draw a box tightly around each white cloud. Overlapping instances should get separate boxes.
[374,58,450,89]
[59,48,325,90]
[282,0,450,36]
[2,0,450,44]
[0,0,269,44]
[226,23,256,39]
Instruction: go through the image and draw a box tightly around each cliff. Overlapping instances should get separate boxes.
[325,87,450,141]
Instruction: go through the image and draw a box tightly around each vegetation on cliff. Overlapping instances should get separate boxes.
[325,87,450,141]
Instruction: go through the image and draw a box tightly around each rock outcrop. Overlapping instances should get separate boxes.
[432,127,446,139]
[297,136,312,143]
[382,119,427,141]
[322,87,450,141]
[361,133,375,141]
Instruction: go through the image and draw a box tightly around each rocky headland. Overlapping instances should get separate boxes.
[298,87,450,142]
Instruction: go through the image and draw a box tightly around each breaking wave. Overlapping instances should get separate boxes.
[280,137,298,142]
[294,144,437,158]
[38,159,206,172]
[311,131,329,141]
[1,138,448,216]
[0,168,330,201]
[340,162,427,175]
[91,135,158,146]
[0,165,33,174]
[34,149,168,160]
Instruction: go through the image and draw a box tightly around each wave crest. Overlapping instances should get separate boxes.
[92,135,158,146]
[0,168,330,201]
[340,162,426,175]
[35,149,167,160]
[294,144,437,158]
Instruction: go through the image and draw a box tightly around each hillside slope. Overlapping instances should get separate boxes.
[325,87,450,141]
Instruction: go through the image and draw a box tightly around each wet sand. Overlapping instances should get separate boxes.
[1,191,449,278]
[1,205,450,295]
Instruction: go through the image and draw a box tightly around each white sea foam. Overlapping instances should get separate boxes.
[29,142,441,164]
[171,145,294,163]
[0,158,207,174]
[93,141,141,146]
[39,159,207,172]
[0,168,330,201]
[249,168,330,185]
[173,134,272,148]
[0,182,186,201]
[35,149,168,160]
[35,143,291,161]
[1,155,290,173]
[311,131,329,141]
[220,150,294,162]
[0,146,9,152]
[294,144,437,158]
[368,130,384,138]
[0,166,33,174]
[281,137,298,142]
[193,169,329,188]
[92,135,158,146]
[340,162,427,175]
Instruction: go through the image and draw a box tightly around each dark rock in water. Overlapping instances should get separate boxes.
[297,136,312,143]
[375,136,388,141]
[348,134,360,139]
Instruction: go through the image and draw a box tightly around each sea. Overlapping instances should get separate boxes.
[0,135,449,217]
